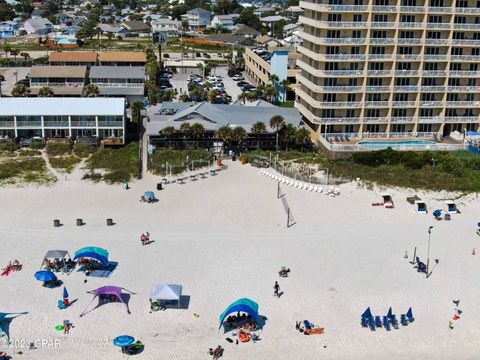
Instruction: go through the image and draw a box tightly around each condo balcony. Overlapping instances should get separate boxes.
[367,70,392,76]
[427,7,452,13]
[365,86,392,92]
[396,54,422,61]
[423,54,449,61]
[364,101,390,107]
[398,22,425,29]
[455,7,480,14]
[320,85,362,92]
[453,23,479,30]
[427,23,451,29]
[421,86,445,92]
[448,85,480,92]
[370,38,396,45]
[452,39,480,46]
[0,120,15,128]
[363,117,389,123]
[449,70,479,77]
[316,117,362,123]
[419,100,444,107]
[43,121,69,127]
[399,6,426,13]
[393,85,419,92]
[418,117,443,123]
[392,101,417,107]
[299,2,368,12]
[371,5,397,12]
[444,116,479,122]
[422,70,447,76]
[320,37,367,45]
[390,116,415,122]
[450,55,480,61]
[395,70,420,76]
[445,101,480,107]
[322,70,365,77]
[317,102,363,108]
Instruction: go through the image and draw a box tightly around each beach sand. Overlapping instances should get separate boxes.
[0,160,479,359]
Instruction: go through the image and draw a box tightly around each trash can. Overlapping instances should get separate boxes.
[76,219,83,226]
[232,154,236,161]
[157,183,163,191]
[53,219,60,227]
[106,218,113,226]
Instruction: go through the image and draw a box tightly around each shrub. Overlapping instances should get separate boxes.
[103,169,131,183]
[82,172,102,182]
[49,156,81,173]
[0,142,19,152]
[73,143,97,158]
[46,143,71,156]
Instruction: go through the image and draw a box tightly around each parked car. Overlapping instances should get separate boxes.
[233,75,244,81]
[217,53,223,58]
[0,75,5,82]
[16,79,29,86]
[237,81,249,87]
[203,53,211,58]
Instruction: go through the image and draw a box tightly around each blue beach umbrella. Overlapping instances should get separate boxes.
[113,335,135,347]
[433,209,442,218]
[63,287,69,299]
[144,191,155,199]
[34,270,57,282]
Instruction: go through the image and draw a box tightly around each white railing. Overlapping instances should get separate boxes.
[397,38,423,45]
[445,116,478,122]
[44,121,69,127]
[398,22,424,29]
[449,71,478,77]
[371,5,397,12]
[419,101,443,107]
[423,70,447,76]
[0,121,15,127]
[451,55,480,61]
[317,102,362,108]
[363,117,389,122]
[365,86,391,92]
[392,101,417,107]
[321,37,366,44]
[418,117,443,123]
[427,23,451,29]
[323,70,364,76]
[16,121,42,127]
[93,82,144,88]
[324,54,367,60]
[369,54,393,60]
[456,7,480,14]
[395,70,419,76]
[425,39,449,45]
[370,38,395,45]
[390,117,415,122]
[428,7,452,13]
[319,21,368,28]
[423,54,448,61]
[396,54,422,61]
[317,117,361,123]
[445,101,480,106]
[71,121,96,127]
[453,23,478,30]
[321,86,362,92]
[364,101,390,107]
[448,86,479,92]
[30,82,84,87]
[371,22,397,28]
[98,121,124,127]
[399,6,425,12]
[394,86,418,92]
[421,86,445,92]
[452,39,480,46]
[367,70,392,76]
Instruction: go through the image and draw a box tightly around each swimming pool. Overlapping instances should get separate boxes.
[358,140,435,149]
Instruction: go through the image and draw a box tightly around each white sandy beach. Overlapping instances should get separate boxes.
[1,160,480,359]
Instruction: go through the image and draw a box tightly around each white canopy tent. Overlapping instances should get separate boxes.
[150,284,182,309]
[40,250,71,269]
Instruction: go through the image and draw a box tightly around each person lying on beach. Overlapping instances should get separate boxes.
[212,346,223,359]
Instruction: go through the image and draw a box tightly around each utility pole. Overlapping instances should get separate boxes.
[426,226,433,278]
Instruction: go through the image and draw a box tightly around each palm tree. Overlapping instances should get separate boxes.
[207,89,218,103]
[11,84,29,97]
[295,128,311,152]
[269,74,279,84]
[179,122,191,148]
[280,79,290,102]
[263,85,277,103]
[9,48,19,62]
[280,123,296,151]
[270,115,285,152]
[3,45,11,59]
[232,127,247,147]
[246,91,258,102]
[38,86,54,97]
[237,92,248,104]
[215,125,233,155]
[83,84,100,97]
[191,123,205,148]
[179,94,190,102]
[251,121,266,150]
[162,126,176,148]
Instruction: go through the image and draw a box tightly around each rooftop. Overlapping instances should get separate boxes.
[147,101,302,134]
[89,66,145,79]
[232,24,261,36]
[122,20,151,32]
[48,51,98,63]
[29,66,87,78]
[0,98,125,116]
[98,51,147,63]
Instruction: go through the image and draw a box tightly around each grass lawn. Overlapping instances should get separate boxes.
[148,149,212,175]
[86,142,139,183]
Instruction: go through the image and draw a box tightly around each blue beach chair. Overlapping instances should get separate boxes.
[368,316,375,331]
[401,314,408,326]
[304,320,313,330]
[375,316,382,328]
[361,317,368,327]
[390,315,399,329]
[406,307,414,323]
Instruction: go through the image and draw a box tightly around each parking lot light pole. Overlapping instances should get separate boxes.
[426,226,433,278]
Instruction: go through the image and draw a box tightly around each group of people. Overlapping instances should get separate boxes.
[43,258,74,272]
[224,312,255,330]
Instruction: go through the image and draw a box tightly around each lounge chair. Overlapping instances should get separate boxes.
[406,307,414,322]
[361,317,368,327]
[304,320,313,330]
[316,187,323,193]
[400,314,408,326]
[383,316,391,331]
[390,315,399,329]
[368,317,375,331]
[375,316,382,328]
[57,300,66,310]
[334,188,340,196]
[294,182,300,188]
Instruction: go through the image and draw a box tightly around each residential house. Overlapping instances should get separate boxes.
[257,35,280,47]
[98,23,128,36]
[98,52,147,67]
[28,66,87,96]
[232,24,260,38]
[23,18,53,35]
[210,14,239,31]
[48,52,98,67]
[151,18,181,36]
[0,21,18,38]
[89,66,145,103]
[121,21,152,36]
[186,8,211,30]
[253,7,274,17]
[0,98,126,144]
[31,8,47,20]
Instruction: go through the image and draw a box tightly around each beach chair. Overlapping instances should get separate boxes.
[400,314,408,326]
[57,300,66,310]
[304,320,313,330]
[383,316,391,331]
[316,187,323,193]
[309,185,314,191]
[390,315,399,329]
[368,316,375,331]
[294,181,299,188]
[302,183,308,190]
[375,316,382,328]
[334,188,340,196]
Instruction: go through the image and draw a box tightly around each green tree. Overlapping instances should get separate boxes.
[179,94,190,102]
[38,86,54,97]
[263,84,277,103]
[2,44,11,59]
[280,123,296,151]
[11,83,29,97]
[215,125,233,154]
[269,115,285,152]
[180,122,191,148]
[181,19,189,31]
[251,121,266,150]
[237,92,248,104]
[20,52,30,61]
[232,126,247,147]
[162,126,176,148]
[83,84,100,97]
[9,48,19,62]
[280,79,291,102]
[295,128,310,152]
[0,2,15,21]
[207,89,218,103]
[236,7,263,31]
[191,123,205,148]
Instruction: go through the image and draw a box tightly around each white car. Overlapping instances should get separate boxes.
[208,76,222,82]
[233,75,244,81]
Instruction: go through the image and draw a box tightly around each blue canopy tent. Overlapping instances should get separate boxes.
[73,247,109,265]
[144,191,155,199]
[219,298,259,329]
[433,209,442,218]
[0,312,28,340]
[113,335,135,347]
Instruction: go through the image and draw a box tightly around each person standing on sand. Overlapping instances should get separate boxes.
[140,233,146,246]
[274,281,280,297]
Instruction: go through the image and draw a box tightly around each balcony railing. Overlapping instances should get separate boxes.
[421,86,445,92]
[449,70,479,76]
[317,117,361,123]
[30,82,84,87]
[97,121,124,127]
[448,86,479,92]
[396,54,422,61]
[364,101,390,107]
[317,102,363,108]
[323,70,364,76]
[425,39,449,45]
[397,38,423,45]
[392,101,417,107]
[0,121,14,127]
[390,117,415,122]
[71,121,96,127]
[452,39,480,46]
[370,38,395,44]
[365,86,391,92]
[16,121,42,127]
[94,83,144,88]
[394,86,418,92]
[427,7,452,13]
[427,23,451,29]
[450,55,480,61]
[367,70,392,76]
[419,101,443,107]
[369,54,393,60]
[319,21,368,28]
[455,7,480,14]
[371,5,397,12]
[324,54,367,60]
[418,117,443,123]
[424,54,448,61]
[321,86,362,92]
[423,70,447,76]
[363,117,389,123]
[446,101,480,106]
[371,22,396,29]
[44,121,69,127]
[321,37,366,44]
[395,70,419,76]
[444,116,478,122]
[399,6,425,12]
[453,23,478,30]
[398,22,424,29]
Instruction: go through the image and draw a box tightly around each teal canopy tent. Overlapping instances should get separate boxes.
[0,312,28,340]
[219,298,259,329]
[73,246,109,265]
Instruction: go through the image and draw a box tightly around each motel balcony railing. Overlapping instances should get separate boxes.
[16,121,42,127]
[0,121,15,128]
[97,121,124,127]
[43,121,69,127]
[71,121,96,127]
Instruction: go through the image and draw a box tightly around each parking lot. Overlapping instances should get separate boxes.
[0,67,30,96]
[169,66,257,104]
